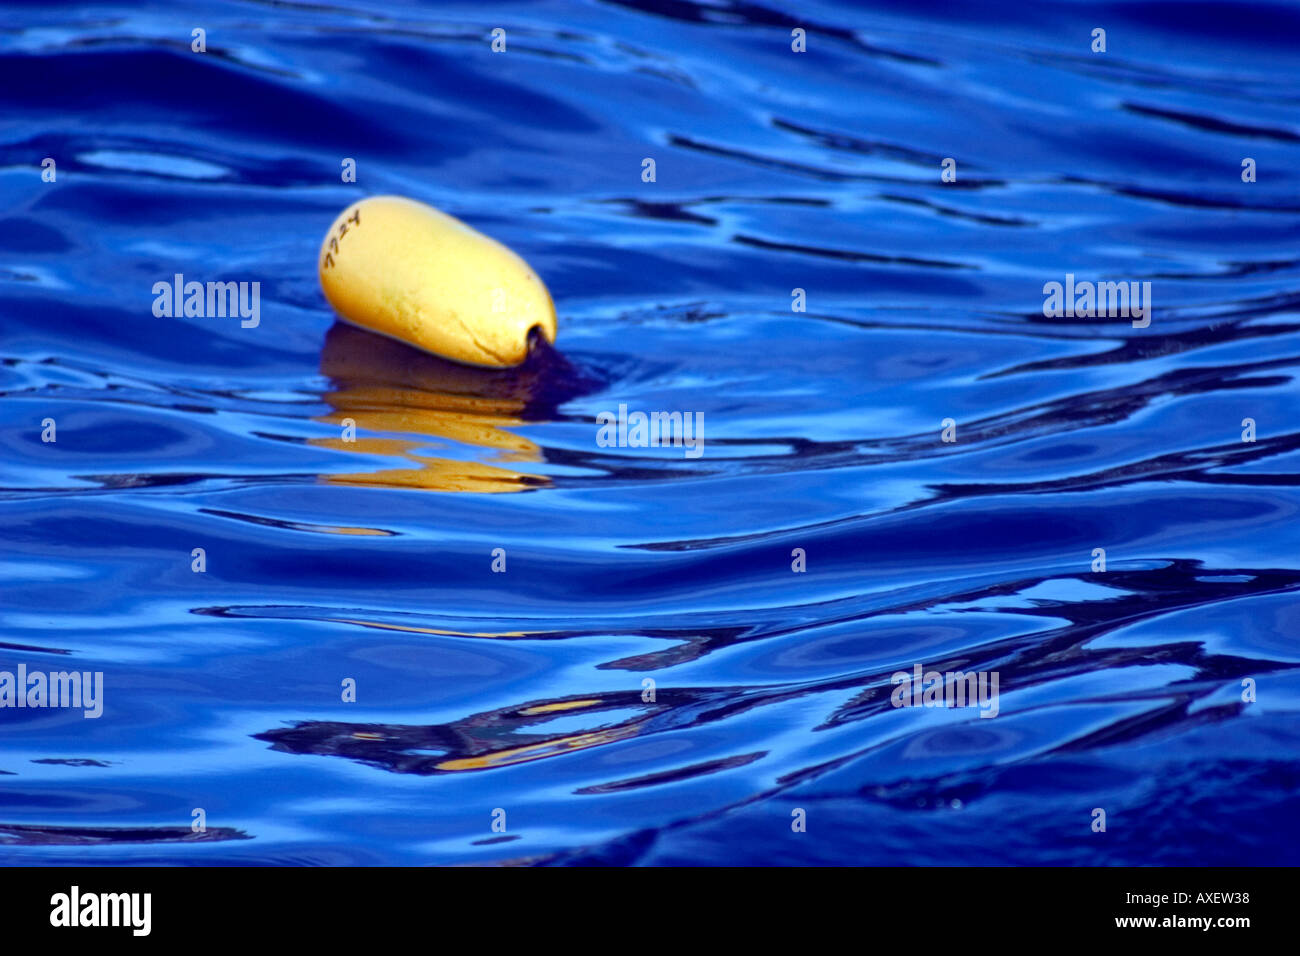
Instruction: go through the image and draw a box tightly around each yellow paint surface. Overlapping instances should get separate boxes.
[319,195,557,367]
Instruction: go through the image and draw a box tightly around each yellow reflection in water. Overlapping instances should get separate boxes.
[311,323,549,492]
[517,699,603,716]
[435,723,644,772]
[329,617,532,639]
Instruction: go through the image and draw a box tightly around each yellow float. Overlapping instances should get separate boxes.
[318,195,557,367]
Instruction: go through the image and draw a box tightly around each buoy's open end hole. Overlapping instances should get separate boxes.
[526,324,546,352]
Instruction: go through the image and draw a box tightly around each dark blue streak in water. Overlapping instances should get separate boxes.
[1,0,1299,865]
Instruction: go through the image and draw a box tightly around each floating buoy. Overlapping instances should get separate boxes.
[318,195,557,367]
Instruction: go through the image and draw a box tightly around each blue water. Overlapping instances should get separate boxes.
[3,0,1299,866]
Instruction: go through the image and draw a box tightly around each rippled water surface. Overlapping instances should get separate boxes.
[3,0,1300,865]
